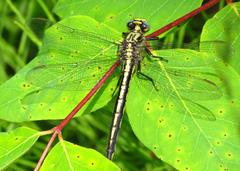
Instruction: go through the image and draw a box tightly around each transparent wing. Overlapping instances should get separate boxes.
[135,49,223,121]
[28,20,120,88]
[52,22,120,45]
[36,21,121,65]
[161,68,222,100]
[145,39,230,53]
[180,98,216,121]
[26,59,117,90]
[23,58,119,104]
[23,21,121,104]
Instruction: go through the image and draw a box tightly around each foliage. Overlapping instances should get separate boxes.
[0,0,239,171]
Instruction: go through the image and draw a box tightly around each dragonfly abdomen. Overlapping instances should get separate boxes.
[107,59,135,160]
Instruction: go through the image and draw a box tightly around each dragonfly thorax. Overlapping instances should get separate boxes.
[120,19,149,61]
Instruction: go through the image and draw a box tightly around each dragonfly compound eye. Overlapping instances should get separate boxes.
[127,21,135,30]
[140,22,150,32]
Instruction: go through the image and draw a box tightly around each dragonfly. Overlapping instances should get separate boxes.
[23,17,224,160]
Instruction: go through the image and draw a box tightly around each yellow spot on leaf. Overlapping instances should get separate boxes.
[215,140,222,146]
[208,150,214,156]
[88,160,96,167]
[169,102,175,109]
[21,83,31,89]
[176,147,182,153]
[225,152,233,159]
[176,159,181,164]
[222,132,228,138]
[61,97,67,102]
[167,132,174,140]
[181,125,188,132]
[153,145,158,150]
[185,57,190,61]
[157,117,166,128]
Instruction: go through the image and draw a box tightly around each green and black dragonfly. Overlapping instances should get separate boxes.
[23,17,224,160]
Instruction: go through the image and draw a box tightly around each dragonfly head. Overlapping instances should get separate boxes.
[127,19,150,33]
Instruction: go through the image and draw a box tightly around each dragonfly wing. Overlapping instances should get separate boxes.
[53,22,121,45]
[26,59,116,89]
[151,49,220,67]
[145,39,230,56]
[133,74,216,121]
[37,39,118,64]
[141,52,222,101]
[135,49,223,120]
[162,68,222,100]
[174,97,216,121]
[22,18,122,104]
[23,58,118,104]
[38,23,120,64]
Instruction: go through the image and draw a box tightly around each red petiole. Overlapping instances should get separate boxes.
[34,0,233,170]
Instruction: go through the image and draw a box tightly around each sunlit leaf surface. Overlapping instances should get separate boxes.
[54,0,203,34]
[0,127,39,169]
[40,140,120,171]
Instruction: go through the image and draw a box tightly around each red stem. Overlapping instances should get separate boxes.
[146,0,221,38]
[34,131,58,171]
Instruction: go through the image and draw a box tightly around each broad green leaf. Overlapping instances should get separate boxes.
[40,140,120,171]
[0,16,120,122]
[0,127,40,169]
[201,2,240,73]
[54,0,203,34]
[126,48,240,170]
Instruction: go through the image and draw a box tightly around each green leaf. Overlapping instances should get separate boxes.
[54,0,203,33]
[201,2,240,73]
[0,127,40,169]
[0,16,120,122]
[1,1,239,171]
[127,48,240,170]
[40,140,120,171]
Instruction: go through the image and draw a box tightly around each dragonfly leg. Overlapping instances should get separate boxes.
[145,37,159,41]
[136,71,159,91]
[145,46,168,62]
[136,61,159,91]
[151,55,168,62]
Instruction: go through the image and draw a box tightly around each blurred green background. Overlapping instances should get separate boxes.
[0,0,229,170]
